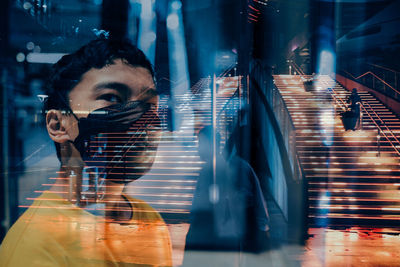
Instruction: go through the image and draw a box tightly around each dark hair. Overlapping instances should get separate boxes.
[44,37,154,112]
[44,37,154,160]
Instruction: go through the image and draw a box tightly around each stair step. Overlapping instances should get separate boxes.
[274,74,400,226]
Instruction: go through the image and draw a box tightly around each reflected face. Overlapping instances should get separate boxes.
[68,59,161,182]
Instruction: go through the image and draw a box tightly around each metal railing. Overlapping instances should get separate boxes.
[362,101,400,157]
[250,60,307,242]
[367,63,400,90]
[251,61,304,182]
[216,87,240,147]
[328,87,400,157]
[268,82,304,183]
[213,64,242,149]
[290,61,305,76]
[341,68,400,102]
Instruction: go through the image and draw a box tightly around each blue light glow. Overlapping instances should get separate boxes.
[171,1,182,10]
[317,49,336,76]
[167,14,179,30]
[167,0,192,134]
[137,0,157,64]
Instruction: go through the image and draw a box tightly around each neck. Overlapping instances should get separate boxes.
[49,144,126,209]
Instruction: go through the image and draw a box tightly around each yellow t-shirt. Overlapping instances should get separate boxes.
[0,192,172,266]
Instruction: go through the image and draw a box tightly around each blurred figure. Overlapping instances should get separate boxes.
[0,38,172,266]
[346,88,362,130]
[184,126,269,257]
[347,88,361,112]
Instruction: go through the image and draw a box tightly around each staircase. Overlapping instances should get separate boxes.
[273,74,400,226]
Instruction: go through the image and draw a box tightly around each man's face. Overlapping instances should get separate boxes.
[66,59,160,180]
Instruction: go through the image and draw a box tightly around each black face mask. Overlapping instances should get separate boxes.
[71,101,161,186]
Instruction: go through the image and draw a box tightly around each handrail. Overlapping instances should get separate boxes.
[362,101,400,156]
[250,61,308,242]
[251,60,298,136]
[215,64,240,115]
[213,63,241,131]
[274,83,297,130]
[254,64,305,183]
[176,64,238,112]
[250,70,308,241]
[328,87,400,157]
[217,88,239,119]
[251,61,302,179]
[252,60,298,138]
[215,76,241,148]
[342,69,400,96]
[367,63,400,74]
[328,88,348,112]
[218,63,237,79]
[251,76,304,183]
[291,61,305,76]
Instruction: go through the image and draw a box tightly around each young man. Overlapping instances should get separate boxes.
[0,38,172,266]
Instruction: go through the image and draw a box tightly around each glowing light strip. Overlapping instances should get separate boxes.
[309,197,400,202]
[309,189,400,193]
[309,182,399,186]
[42,184,196,190]
[27,197,192,206]
[310,214,400,220]
[48,178,197,183]
[18,205,190,214]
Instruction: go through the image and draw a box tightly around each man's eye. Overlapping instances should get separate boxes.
[99,94,123,103]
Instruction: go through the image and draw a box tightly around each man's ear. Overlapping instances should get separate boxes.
[46,110,75,143]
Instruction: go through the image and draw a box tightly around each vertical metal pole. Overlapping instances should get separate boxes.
[239,75,242,125]
[1,70,10,234]
[209,74,219,204]
[213,74,216,186]
[68,171,74,202]
[0,0,10,242]
[247,74,250,105]
[377,128,381,157]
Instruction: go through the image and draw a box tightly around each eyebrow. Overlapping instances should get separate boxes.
[94,82,131,96]
[94,82,158,101]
